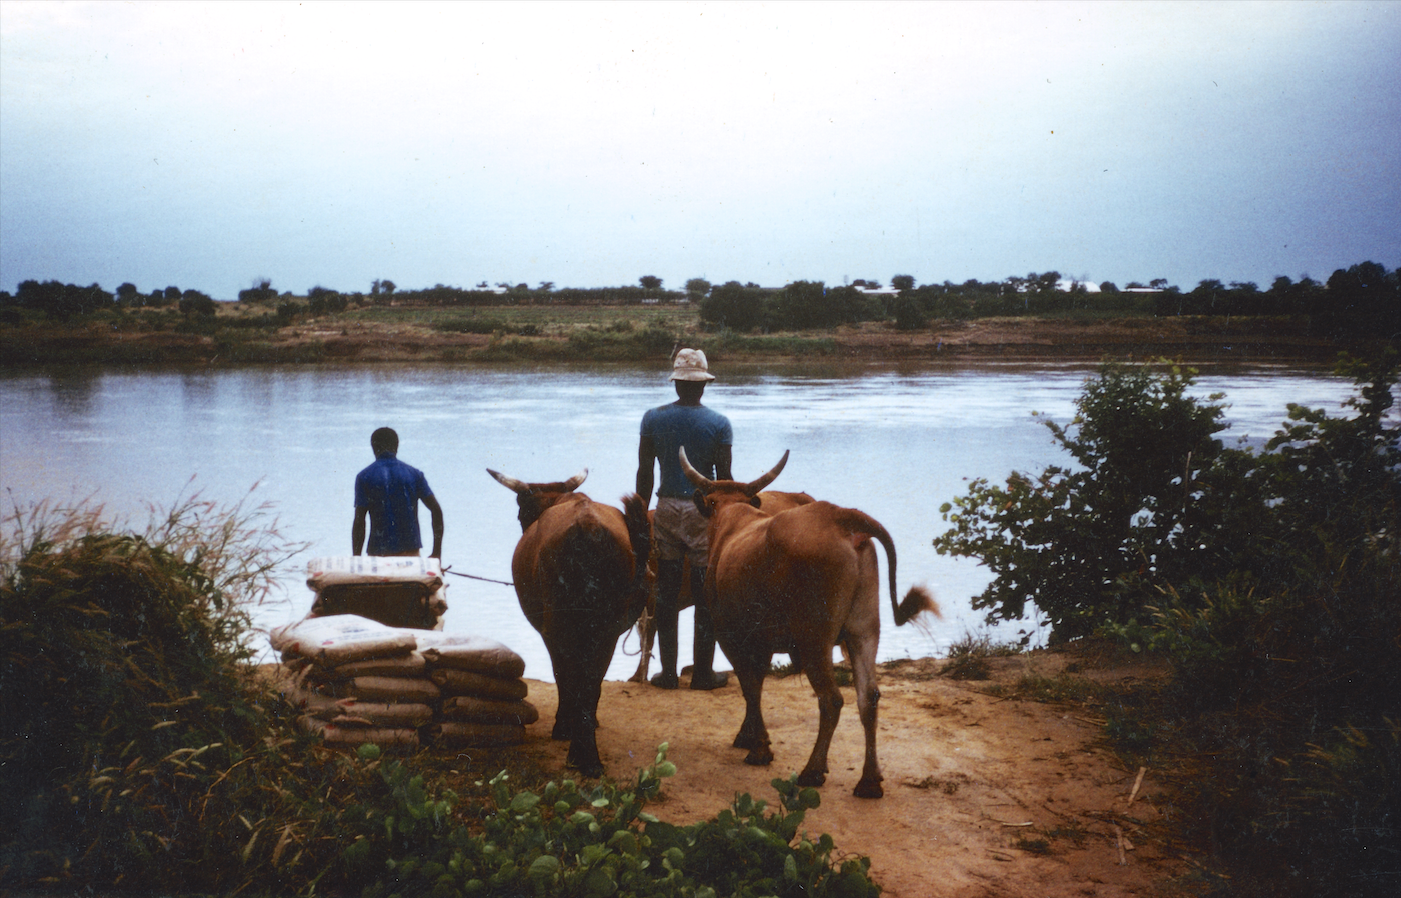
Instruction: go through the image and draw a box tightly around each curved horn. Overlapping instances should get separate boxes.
[561,469,588,492]
[487,468,529,494]
[744,450,789,496]
[678,446,714,491]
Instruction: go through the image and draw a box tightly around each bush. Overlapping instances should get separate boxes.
[934,359,1230,641]
[0,490,306,889]
[935,351,1401,895]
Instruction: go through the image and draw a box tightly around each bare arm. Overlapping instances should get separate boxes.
[352,506,368,555]
[423,494,444,559]
[715,444,733,481]
[636,433,657,506]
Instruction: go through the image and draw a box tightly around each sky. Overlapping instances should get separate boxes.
[1,0,1398,299]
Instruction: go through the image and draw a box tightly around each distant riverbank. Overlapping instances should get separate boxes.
[0,305,1353,369]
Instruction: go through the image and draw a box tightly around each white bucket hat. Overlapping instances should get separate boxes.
[669,347,715,382]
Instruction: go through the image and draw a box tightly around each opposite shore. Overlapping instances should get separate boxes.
[0,306,1363,369]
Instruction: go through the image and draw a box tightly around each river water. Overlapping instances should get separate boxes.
[0,361,1359,681]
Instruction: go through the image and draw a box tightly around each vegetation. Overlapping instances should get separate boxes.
[0,497,879,896]
[934,351,1401,896]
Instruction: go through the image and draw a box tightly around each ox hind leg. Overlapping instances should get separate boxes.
[847,540,885,798]
[795,646,845,789]
[730,648,775,766]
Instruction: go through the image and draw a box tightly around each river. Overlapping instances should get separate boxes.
[0,360,1358,681]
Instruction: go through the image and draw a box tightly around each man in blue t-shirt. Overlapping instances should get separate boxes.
[353,427,444,558]
[636,348,732,691]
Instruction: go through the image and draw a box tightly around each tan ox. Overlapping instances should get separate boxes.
[488,468,650,777]
[627,490,816,684]
[681,448,938,798]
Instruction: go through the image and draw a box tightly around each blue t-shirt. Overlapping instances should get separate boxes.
[354,453,434,555]
[641,403,734,498]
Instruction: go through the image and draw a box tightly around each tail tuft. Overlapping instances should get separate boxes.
[895,585,940,627]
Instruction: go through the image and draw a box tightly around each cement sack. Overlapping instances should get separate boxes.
[418,633,527,679]
[270,615,416,667]
[299,716,419,750]
[330,701,435,729]
[333,676,441,704]
[306,555,444,591]
[440,695,539,726]
[315,652,428,681]
[307,556,446,631]
[430,669,530,702]
[432,721,527,747]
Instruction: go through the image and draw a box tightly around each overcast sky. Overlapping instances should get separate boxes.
[2,0,1397,299]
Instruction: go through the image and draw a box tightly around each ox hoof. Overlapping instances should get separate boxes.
[796,770,827,788]
[689,671,729,691]
[853,778,884,799]
[650,672,679,690]
[743,749,774,767]
[566,754,605,778]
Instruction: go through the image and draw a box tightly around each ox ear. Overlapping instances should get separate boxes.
[691,490,712,518]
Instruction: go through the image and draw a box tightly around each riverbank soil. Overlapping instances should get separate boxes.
[1,311,1342,367]
[508,644,1201,898]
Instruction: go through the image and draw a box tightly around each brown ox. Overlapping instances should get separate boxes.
[681,448,938,798]
[627,490,816,684]
[488,467,650,776]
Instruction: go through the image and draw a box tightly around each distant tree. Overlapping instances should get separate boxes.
[1125,281,1146,289]
[164,286,182,304]
[380,280,396,295]
[1099,281,1120,293]
[538,281,555,293]
[179,290,217,317]
[1313,261,1400,337]
[639,275,663,291]
[239,279,276,303]
[116,283,140,305]
[701,281,767,331]
[685,278,711,297]
[893,296,927,331]
[744,282,761,289]
[891,274,915,292]
[1149,278,1170,290]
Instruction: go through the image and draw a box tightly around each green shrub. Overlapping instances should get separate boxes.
[935,350,1401,895]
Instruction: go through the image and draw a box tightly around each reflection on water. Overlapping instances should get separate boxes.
[0,361,1358,681]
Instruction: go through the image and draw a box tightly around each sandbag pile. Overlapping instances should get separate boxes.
[418,631,538,748]
[270,615,535,751]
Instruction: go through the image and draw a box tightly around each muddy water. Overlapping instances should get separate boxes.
[0,361,1355,680]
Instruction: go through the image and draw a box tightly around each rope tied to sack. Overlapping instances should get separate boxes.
[441,565,514,587]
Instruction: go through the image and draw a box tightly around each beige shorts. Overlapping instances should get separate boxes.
[653,497,710,567]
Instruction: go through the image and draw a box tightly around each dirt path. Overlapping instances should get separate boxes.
[511,649,1195,898]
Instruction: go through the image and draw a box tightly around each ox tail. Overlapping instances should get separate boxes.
[833,507,942,628]
[621,493,652,594]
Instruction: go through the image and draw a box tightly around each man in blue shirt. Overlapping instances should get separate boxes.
[636,348,732,690]
[353,427,444,558]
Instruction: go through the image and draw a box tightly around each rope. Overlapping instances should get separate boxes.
[441,566,514,587]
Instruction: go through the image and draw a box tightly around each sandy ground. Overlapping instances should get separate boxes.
[507,648,1197,898]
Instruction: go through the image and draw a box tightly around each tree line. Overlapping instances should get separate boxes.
[3,262,1397,338]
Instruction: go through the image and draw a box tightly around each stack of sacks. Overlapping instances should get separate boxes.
[271,615,440,750]
[416,632,538,747]
[269,615,540,750]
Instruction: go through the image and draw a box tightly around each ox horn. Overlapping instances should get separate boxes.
[678,447,713,491]
[487,468,588,494]
[744,449,789,495]
[679,448,789,496]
